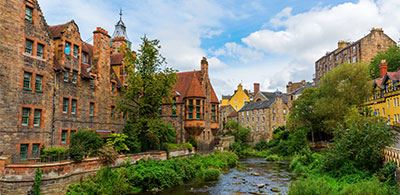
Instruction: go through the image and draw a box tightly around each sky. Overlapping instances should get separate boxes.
[39,0,400,98]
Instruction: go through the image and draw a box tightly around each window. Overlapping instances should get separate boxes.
[32,143,40,158]
[22,107,30,126]
[33,109,41,127]
[172,99,177,116]
[64,42,71,55]
[25,6,33,22]
[73,45,79,58]
[111,82,116,93]
[61,130,68,144]
[212,104,216,122]
[72,71,78,84]
[71,99,77,115]
[35,75,42,92]
[90,79,95,89]
[111,106,115,118]
[82,52,89,64]
[37,43,44,58]
[25,39,33,54]
[64,71,69,82]
[188,100,193,119]
[388,99,391,108]
[23,72,32,90]
[196,99,201,119]
[63,98,69,113]
[20,144,29,160]
[89,102,95,117]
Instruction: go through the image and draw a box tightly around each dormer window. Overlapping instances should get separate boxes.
[64,42,71,55]
[25,6,33,23]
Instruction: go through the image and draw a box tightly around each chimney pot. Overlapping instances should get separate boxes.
[253,83,260,95]
[380,59,388,78]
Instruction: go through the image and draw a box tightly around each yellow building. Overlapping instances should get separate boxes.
[365,60,400,126]
[221,84,251,111]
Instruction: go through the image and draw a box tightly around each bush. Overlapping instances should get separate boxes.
[67,151,238,193]
[166,143,193,152]
[40,146,68,161]
[202,168,220,181]
[377,161,397,186]
[69,129,104,162]
[254,141,269,151]
[265,154,282,161]
[98,144,118,165]
[106,133,129,153]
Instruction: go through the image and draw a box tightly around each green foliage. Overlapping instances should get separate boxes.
[224,120,250,144]
[265,154,283,161]
[324,109,394,174]
[118,36,176,120]
[67,152,238,193]
[124,118,176,152]
[166,143,193,151]
[40,146,67,161]
[106,133,129,153]
[369,45,400,78]
[69,129,104,162]
[377,161,397,186]
[98,144,118,165]
[33,168,42,195]
[202,168,221,181]
[288,63,371,136]
[254,141,269,151]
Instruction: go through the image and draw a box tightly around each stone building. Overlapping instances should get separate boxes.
[286,80,313,103]
[238,85,289,143]
[162,57,219,150]
[0,0,126,159]
[315,28,396,82]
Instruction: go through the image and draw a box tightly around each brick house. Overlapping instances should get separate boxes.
[0,0,127,160]
[315,28,396,83]
[162,57,219,150]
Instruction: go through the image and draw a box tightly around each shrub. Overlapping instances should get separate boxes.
[377,161,397,186]
[289,175,336,195]
[40,146,68,162]
[254,141,269,151]
[69,129,104,162]
[106,133,129,153]
[98,144,118,165]
[33,168,42,195]
[265,154,282,161]
[166,143,193,152]
[202,168,220,181]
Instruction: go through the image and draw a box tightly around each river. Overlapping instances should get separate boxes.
[144,158,293,195]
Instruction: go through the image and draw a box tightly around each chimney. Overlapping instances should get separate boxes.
[371,27,383,35]
[380,59,388,78]
[253,83,260,95]
[201,57,208,75]
[337,40,349,49]
[93,27,111,74]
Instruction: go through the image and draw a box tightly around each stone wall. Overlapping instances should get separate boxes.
[0,150,198,195]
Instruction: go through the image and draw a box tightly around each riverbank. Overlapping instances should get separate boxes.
[67,151,238,194]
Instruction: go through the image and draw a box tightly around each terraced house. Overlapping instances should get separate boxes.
[366,60,400,126]
[0,0,129,160]
[238,85,290,143]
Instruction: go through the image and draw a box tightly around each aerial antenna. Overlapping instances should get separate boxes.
[119,8,123,21]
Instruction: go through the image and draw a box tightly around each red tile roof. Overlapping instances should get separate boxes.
[174,70,219,104]
[111,53,124,65]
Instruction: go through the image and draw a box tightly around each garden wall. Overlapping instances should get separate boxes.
[0,150,190,195]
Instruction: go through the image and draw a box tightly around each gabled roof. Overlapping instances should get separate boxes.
[49,20,79,39]
[173,70,219,103]
[239,97,276,112]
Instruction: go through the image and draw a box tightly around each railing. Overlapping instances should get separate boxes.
[384,147,400,166]
[11,152,70,164]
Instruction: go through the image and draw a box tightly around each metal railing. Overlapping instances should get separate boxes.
[11,152,70,164]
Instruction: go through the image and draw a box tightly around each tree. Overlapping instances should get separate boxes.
[118,36,177,152]
[288,63,371,143]
[69,129,103,161]
[369,45,400,79]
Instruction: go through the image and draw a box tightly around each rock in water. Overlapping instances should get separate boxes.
[257,184,265,188]
[271,187,281,192]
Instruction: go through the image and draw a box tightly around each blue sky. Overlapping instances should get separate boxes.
[39,0,400,97]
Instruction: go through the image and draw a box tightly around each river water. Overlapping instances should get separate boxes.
[148,158,293,195]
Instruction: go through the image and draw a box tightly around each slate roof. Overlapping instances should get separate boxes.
[239,95,276,111]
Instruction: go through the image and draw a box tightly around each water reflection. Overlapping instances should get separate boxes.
[142,158,292,195]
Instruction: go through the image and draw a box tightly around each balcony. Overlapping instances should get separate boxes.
[184,120,205,130]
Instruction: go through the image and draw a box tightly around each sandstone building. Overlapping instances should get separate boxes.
[238,84,289,143]
[220,83,251,130]
[162,58,220,150]
[0,0,127,160]
[315,28,396,82]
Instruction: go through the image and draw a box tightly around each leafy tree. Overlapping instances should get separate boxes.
[106,133,129,153]
[288,63,371,139]
[118,36,177,152]
[69,129,104,161]
[224,120,250,144]
[369,45,400,79]
[324,108,394,174]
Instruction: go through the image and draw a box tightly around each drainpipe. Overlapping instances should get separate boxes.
[51,72,58,146]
